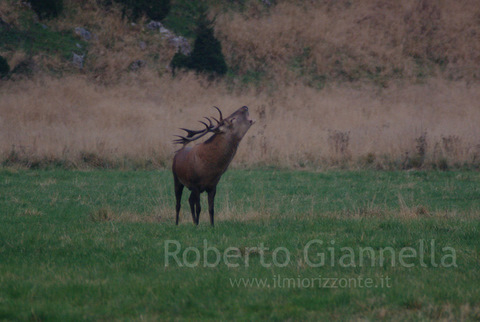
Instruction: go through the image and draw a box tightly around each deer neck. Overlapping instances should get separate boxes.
[197,133,240,170]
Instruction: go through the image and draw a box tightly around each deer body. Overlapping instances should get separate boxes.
[172,106,253,226]
[173,136,236,191]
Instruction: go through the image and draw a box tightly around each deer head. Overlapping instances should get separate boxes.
[174,106,254,145]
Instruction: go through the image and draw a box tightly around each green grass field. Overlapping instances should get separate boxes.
[1,168,479,320]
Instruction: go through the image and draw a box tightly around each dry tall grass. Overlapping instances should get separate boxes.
[217,0,480,84]
[1,74,479,169]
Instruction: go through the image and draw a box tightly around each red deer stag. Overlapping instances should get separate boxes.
[172,106,254,226]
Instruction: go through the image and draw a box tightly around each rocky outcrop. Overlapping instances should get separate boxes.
[74,27,95,41]
[147,20,191,55]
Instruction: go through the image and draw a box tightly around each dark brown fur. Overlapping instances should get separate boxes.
[172,106,254,226]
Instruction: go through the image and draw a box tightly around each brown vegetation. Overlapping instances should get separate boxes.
[0,0,479,169]
[217,0,480,85]
[1,74,479,169]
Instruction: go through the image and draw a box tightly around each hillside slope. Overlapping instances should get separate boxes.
[1,0,479,85]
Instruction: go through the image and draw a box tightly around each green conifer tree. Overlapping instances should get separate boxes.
[0,56,10,79]
[188,12,227,75]
[28,0,63,20]
[170,9,227,77]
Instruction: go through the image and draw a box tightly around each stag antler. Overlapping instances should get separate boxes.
[173,106,224,145]
[212,106,223,123]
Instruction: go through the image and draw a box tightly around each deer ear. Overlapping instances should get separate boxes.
[217,119,232,133]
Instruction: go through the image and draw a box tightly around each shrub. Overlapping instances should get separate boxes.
[328,130,351,159]
[170,11,227,76]
[11,59,35,78]
[170,52,190,75]
[189,13,227,75]
[28,0,64,20]
[0,55,10,78]
[117,0,171,21]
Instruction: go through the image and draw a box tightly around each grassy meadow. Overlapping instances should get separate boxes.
[1,168,479,320]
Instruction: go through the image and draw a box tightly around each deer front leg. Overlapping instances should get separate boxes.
[189,190,200,225]
[207,187,216,227]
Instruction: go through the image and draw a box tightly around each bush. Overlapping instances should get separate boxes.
[170,11,227,76]
[117,0,171,21]
[170,52,190,74]
[189,13,227,75]
[28,0,63,20]
[0,55,10,78]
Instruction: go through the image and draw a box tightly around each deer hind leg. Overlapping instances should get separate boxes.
[188,189,200,225]
[207,187,216,227]
[174,175,184,225]
[195,193,201,225]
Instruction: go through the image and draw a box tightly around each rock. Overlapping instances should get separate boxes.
[169,36,191,55]
[139,41,147,51]
[147,20,163,30]
[72,53,84,69]
[159,26,172,36]
[74,27,93,41]
[129,60,146,71]
[146,20,191,55]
